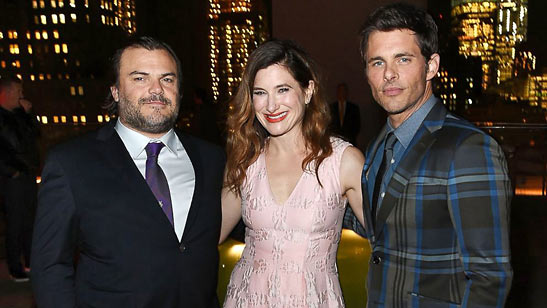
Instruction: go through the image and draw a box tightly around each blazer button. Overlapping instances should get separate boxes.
[179,243,186,252]
[372,255,382,264]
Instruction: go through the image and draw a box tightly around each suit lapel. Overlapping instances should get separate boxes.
[362,126,388,241]
[96,123,179,242]
[373,101,447,240]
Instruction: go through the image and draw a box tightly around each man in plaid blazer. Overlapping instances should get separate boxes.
[345,3,512,307]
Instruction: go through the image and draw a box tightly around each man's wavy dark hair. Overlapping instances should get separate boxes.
[359,2,438,62]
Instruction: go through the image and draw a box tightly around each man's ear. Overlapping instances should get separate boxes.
[110,86,119,102]
[426,53,440,81]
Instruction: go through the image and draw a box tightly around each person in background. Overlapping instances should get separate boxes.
[220,40,365,307]
[31,37,225,308]
[330,83,360,145]
[344,3,512,307]
[0,74,39,282]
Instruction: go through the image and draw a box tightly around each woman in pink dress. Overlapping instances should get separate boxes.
[220,40,366,308]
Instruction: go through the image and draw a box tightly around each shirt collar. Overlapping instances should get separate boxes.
[114,119,179,158]
[387,94,437,149]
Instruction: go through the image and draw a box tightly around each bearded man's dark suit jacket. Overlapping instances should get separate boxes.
[346,100,512,307]
[31,122,225,308]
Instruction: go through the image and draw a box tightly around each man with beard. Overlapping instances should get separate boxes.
[31,37,225,308]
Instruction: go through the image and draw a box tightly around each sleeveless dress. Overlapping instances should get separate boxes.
[224,138,351,308]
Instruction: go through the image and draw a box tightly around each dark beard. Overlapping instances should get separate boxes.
[119,94,179,134]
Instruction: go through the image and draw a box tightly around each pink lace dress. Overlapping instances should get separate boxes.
[224,138,351,308]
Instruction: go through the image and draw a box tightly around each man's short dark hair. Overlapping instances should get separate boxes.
[359,2,438,62]
[104,36,182,114]
[0,74,22,94]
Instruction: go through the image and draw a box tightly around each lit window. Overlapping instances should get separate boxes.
[41,15,47,24]
[34,16,39,24]
[62,44,68,53]
[86,15,90,23]
[72,115,78,123]
[42,30,48,39]
[26,31,31,39]
[78,86,84,95]
[59,0,64,8]
[32,1,38,8]
[97,115,104,123]
[0,32,3,39]
[46,74,52,80]
[70,0,75,7]
[39,0,45,8]
[50,0,56,8]
[53,30,59,39]
[59,14,65,24]
[30,75,35,81]
[80,115,86,123]
[70,86,76,96]
[61,116,67,123]
[13,60,21,68]
[105,115,110,122]
[54,44,60,53]
[41,116,48,124]
[35,31,40,39]
[8,30,18,39]
[0,61,5,68]
[28,45,33,54]
[65,74,70,80]
[53,116,59,123]
[71,13,76,22]
[52,14,58,24]
[9,44,20,54]
[84,0,88,7]
[39,74,45,80]
[101,15,105,24]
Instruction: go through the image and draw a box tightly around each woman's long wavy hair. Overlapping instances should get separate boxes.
[225,40,332,195]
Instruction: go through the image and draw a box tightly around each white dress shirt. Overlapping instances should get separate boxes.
[115,120,195,241]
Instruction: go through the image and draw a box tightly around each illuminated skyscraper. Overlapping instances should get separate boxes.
[208,0,269,102]
[0,0,136,123]
[451,0,528,89]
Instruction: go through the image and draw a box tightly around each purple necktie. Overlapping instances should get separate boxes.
[145,142,174,226]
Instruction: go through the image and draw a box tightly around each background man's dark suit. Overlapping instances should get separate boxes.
[31,122,225,308]
[330,101,360,145]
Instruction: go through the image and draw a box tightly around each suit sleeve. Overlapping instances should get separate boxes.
[31,152,78,308]
[343,206,367,238]
[448,133,512,307]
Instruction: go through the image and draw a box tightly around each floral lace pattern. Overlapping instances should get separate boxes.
[224,138,351,308]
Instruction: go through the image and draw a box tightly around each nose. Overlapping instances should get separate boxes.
[266,95,279,113]
[383,64,399,82]
[149,78,164,95]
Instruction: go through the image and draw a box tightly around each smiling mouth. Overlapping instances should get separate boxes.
[265,111,288,123]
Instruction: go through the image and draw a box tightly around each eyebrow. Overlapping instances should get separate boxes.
[129,71,177,78]
[368,52,416,63]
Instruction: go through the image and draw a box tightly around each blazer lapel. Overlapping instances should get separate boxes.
[96,123,179,241]
[374,101,447,239]
[362,126,388,241]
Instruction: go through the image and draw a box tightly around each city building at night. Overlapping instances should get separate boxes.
[451,0,528,90]
[208,0,269,103]
[0,0,136,125]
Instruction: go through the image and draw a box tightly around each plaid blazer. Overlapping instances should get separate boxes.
[345,101,512,307]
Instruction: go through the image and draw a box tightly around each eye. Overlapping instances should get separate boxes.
[371,61,383,67]
[133,76,144,81]
[252,90,266,96]
[278,87,289,94]
[399,57,410,63]
[162,77,175,83]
